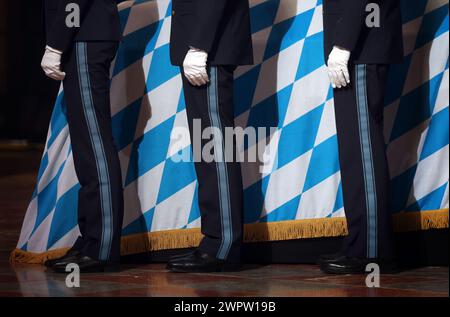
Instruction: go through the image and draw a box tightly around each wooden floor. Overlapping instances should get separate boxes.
[0,149,448,297]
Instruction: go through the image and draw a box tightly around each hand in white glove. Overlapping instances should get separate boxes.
[327,46,351,89]
[41,46,66,81]
[183,48,209,86]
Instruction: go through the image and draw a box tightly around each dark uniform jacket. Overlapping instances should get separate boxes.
[170,0,254,66]
[323,0,404,64]
[44,0,122,52]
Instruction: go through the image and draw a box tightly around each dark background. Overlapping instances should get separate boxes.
[0,0,127,143]
[0,0,59,143]
[0,1,447,266]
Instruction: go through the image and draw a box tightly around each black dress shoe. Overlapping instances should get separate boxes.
[320,256,368,274]
[169,250,195,260]
[51,254,120,273]
[317,252,345,265]
[167,250,241,273]
[44,249,80,268]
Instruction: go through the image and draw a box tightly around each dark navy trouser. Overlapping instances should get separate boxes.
[334,64,395,260]
[62,41,123,263]
[181,66,244,264]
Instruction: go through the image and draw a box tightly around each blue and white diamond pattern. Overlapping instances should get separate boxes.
[17,0,449,254]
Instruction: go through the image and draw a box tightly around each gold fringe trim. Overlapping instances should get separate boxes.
[244,217,348,243]
[393,209,449,232]
[10,247,70,265]
[10,209,448,264]
[120,228,204,256]
[119,217,350,256]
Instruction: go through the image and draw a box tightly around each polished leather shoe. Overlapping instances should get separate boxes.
[170,250,195,260]
[44,249,80,268]
[320,256,368,274]
[167,250,241,273]
[51,254,120,273]
[317,252,346,265]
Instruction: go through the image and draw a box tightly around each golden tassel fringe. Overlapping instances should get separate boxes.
[393,209,449,232]
[10,247,70,265]
[10,209,448,264]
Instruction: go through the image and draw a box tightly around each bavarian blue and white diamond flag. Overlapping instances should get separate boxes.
[14,0,449,260]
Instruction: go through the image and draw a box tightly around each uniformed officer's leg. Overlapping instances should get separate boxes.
[333,64,368,259]
[321,64,394,273]
[54,41,123,271]
[362,64,394,261]
[168,66,244,272]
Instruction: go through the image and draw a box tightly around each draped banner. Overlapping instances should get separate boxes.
[12,0,449,263]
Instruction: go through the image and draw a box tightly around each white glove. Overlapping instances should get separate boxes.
[183,48,209,86]
[41,46,66,81]
[327,46,351,89]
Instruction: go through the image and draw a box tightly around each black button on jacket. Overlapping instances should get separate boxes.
[170,0,254,66]
[44,0,122,52]
[323,0,404,64]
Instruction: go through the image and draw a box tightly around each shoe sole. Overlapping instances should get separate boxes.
[320,264,365,275]
[169,252,195,261]
[44,253,81,268]
[316,259,332,266]
[45,257,79,268]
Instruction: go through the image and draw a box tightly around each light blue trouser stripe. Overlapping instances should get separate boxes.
[76,42,113,261]
[355,64,378,259]
[207,67,233,260]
